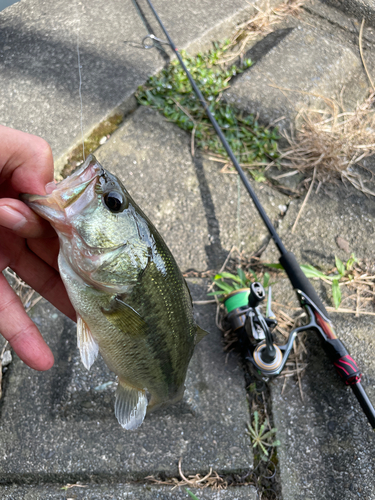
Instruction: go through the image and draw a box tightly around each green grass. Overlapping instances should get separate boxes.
[247,411,280,461]
[185,489,200,500]
[208,267,270,299]
[136,42,279,179]
[266,253,358,309]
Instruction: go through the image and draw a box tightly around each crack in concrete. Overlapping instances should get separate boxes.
[0,468,254,487]
[302,3,375,46]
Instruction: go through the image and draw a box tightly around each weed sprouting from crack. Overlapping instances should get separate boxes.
[136,44,279,180]
[247,411,280,461]
[267,254,375,316]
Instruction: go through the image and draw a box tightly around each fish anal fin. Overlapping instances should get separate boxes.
[101,297,147,336]
[195,325,209,345]
[77,315,99,370]
[115,379,148,430]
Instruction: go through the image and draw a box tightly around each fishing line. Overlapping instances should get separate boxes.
[75,0,85,161]
[236,175,241,256]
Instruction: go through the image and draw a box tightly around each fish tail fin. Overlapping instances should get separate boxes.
[115,379,148,430]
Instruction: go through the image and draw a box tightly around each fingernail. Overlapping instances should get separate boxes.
[0,206,27,231]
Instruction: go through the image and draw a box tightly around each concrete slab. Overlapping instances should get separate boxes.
[96,105,288,271]
[0,0,269,164]
[0,483,257,499]
[262,182,375,268]
[224,24,368,130]
[0,279,252,483]
[261,182,375,498]
[320,0,375,26]
[271,328,375,500]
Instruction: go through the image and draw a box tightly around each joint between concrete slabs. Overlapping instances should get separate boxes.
[0,463,253,486]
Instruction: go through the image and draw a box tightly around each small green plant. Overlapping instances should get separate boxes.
[136,42,279,179]
[185,489,200,500]
[247,411,280,461]
[266,253,358,309]
[208,268,270,299]
[330,254,357,309]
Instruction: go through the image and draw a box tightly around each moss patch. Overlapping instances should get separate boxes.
[61,113,124,178]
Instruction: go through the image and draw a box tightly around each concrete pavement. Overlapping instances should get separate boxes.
[2,0,375,498]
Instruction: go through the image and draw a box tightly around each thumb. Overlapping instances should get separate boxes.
[0,199,56,239]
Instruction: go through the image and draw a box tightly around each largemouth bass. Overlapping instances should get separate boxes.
[23,155,208,430]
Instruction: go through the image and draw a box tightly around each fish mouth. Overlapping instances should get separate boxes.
[21,154,102,231]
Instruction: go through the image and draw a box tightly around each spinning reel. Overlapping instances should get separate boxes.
[226,281,375,428]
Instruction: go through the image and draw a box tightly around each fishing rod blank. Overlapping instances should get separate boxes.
[142,0,375,429]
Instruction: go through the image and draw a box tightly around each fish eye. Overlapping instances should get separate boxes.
[103,191,126,213]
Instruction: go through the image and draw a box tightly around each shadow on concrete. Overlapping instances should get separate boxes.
[303,333,375,499]
[244,28,294,66]
[0,17,164,107]
[193,153,228,270]
[49,316,75,415]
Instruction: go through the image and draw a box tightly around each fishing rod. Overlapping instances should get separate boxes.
[140,0,375,428]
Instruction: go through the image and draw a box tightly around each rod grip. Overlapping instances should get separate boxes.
[279,251,329,318]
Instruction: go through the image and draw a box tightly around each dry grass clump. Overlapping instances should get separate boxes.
[218,0,305,65]
[0,269,42,399]
[220,5,375,197]
[146,458,227,490]
[3,268,42,313]
[280,92,375,195]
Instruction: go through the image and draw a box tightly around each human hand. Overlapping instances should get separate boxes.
[0,125,76,371]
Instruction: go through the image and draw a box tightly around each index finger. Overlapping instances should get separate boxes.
[0,125,54,195]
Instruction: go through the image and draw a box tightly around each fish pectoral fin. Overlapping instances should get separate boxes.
[101,297,147,335]
[77,315,99,370]
[195,325,209,345]
[115,379,148,430]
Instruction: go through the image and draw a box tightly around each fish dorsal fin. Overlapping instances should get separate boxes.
[77,315,99,370]
[101,297,147,335]
[115,378,148,430]
[195,325,209,345]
